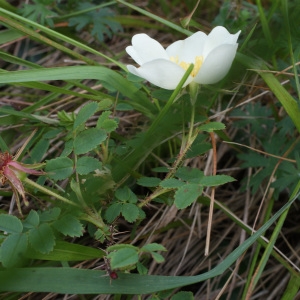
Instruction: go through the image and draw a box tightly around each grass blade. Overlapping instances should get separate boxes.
[256,0,273,46]
[0,66,155,117]
[0,8,124,69]
[117,0,191,36]
[281,274,300,300]
[236,53,300,133]
[0,184,298,294]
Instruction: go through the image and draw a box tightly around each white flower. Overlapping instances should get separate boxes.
[126,26,241,90]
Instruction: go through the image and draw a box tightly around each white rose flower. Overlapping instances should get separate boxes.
[126,26,241,90]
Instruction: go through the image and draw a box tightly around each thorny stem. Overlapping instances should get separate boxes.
[139,134,199,207]
[139,104,198,208]
[24,177,78,207]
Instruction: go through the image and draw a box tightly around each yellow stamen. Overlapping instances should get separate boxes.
[170,55,203,77]
[170,56,179,63]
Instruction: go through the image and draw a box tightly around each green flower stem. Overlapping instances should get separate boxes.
[149,64,194,134]
[187,82,200,145]
[114,64,194,184]
[24,177,78,207]
[188,102,196,142]
[139,82,200,207]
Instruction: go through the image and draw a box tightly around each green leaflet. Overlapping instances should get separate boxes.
[0,214,23,234]
[0,184,298,294]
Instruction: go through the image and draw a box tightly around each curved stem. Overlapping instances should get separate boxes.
[140,93,199,208]
[24,177,78,207]
[114,64,194,184]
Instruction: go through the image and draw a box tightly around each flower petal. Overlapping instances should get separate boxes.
[203,26,241,58]
[194,44,238,84]
[165,40,184,58]
[126,34,169,65]
[166,31,207,63]
[127,60,193,90]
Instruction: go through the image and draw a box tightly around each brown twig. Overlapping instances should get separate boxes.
[205,131,217,256]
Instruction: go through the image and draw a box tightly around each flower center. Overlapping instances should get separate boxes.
[170,55,203,77]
